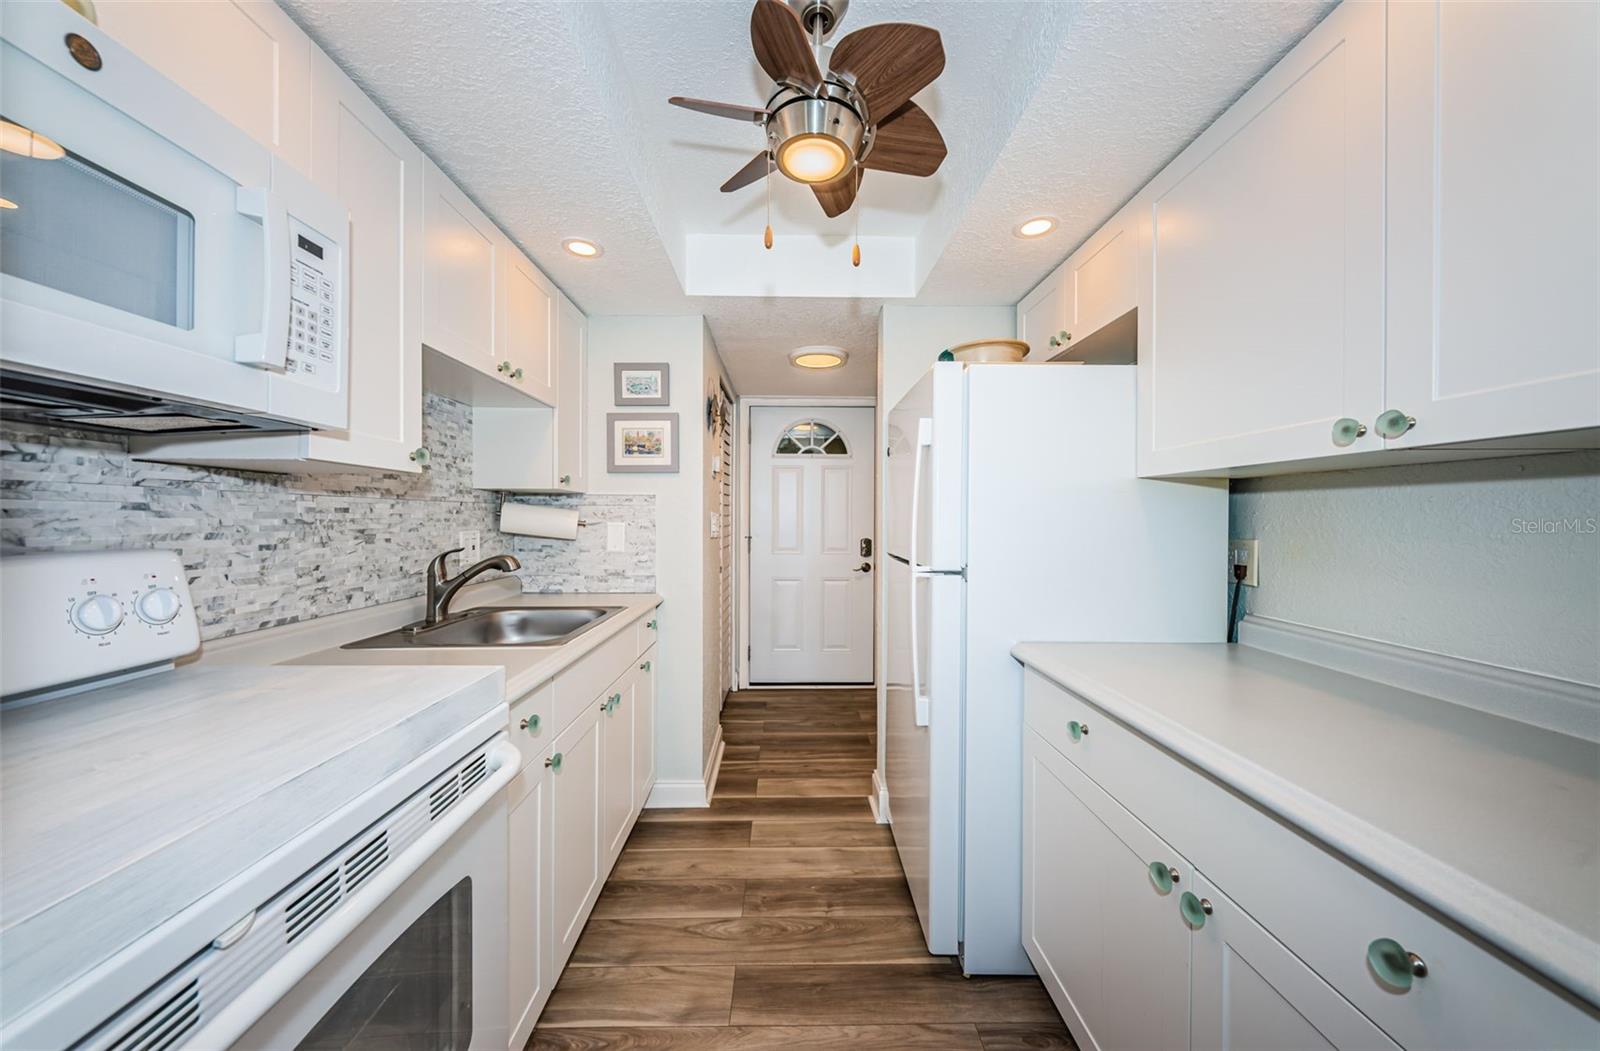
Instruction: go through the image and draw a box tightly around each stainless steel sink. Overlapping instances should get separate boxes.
[344,605,624,649]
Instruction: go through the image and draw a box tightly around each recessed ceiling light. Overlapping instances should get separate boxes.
[1014,216,1056,238]
[562,238,602,258]
[790,346,848,370]
[0,198,16,210]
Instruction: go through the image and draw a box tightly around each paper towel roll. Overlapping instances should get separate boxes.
[500,503,581,540]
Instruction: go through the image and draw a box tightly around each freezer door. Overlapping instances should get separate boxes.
[885,364,965,570]
[885,556,963,955]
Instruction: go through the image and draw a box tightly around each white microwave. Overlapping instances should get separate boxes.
[0,2,349,434]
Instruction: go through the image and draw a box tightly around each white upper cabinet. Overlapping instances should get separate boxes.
[1384,0,1600,449]
[1061,200,1140,360]
[93,0,313,170]
[1139,0,1386,476]
[423,158,500,376]
[500,243,558,406]
[554,292,588,492]
[1017,266,1067,361]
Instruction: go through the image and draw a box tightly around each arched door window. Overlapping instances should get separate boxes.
[773,419,850,456]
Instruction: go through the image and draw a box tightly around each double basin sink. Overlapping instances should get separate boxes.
[344,604,624,649]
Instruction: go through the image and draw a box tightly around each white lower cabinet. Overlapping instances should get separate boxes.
[506,610,660,1050]
[1189,871,1398,1051]
[1021,672,1600,1051]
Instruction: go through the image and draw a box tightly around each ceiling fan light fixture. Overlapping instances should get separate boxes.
[0,120,65,161]
[1015,216,1057,239]
[562,238,602,258]
[776,133,851,183]
[790,346,848,370]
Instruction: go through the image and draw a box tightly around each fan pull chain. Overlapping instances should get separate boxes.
[763,151,774,250]
[851,164,861,267]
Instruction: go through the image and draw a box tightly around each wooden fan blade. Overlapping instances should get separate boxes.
[721,151,773,193]
[751,0,823,93]
[863,102,946,177]
[812,170,860,218]
[669,96,768,124]
[828,23,945,120]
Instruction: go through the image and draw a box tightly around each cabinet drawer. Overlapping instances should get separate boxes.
[552,624,636,733]
[1024,669,1194,855]
[1188,765,1599,1051]
[507,681,554,806]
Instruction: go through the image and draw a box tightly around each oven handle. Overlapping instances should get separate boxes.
[233,186,292,371]
[185,735,520,1051]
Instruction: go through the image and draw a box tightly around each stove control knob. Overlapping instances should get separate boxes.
[136,587,182,625]
[72,594,125,635]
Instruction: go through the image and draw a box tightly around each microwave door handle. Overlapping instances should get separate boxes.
[233,186,291,370]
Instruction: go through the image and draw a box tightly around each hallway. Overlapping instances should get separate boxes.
[530,688,1072,1050]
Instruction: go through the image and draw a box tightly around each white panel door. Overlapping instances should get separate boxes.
[632,648,657,810]
[1385,0,1600,448]
[501,245,557,405]
[1141,0,1386,473]
[549,706,602,969]
[1017,269,1067,360]
[422,159,499,374]
[1190,870,1400,1051]
[599,673,635,864]
[94,0,313,170]
[749,406,875,683]
[305,52,423,472]
[507,764,551,1051]
[554,293,588,491]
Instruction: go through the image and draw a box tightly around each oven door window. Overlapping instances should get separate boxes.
[295,877,473,1051]
[0,117,195,329]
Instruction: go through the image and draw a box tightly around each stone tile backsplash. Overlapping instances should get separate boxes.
[0,393,655,641]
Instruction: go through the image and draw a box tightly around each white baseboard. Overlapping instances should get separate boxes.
[644,779,710,808]
[643,726,726,809]
[869,768,891,824]
[703,724,726,799]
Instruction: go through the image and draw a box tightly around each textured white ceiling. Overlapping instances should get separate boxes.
[279,0,1333,395]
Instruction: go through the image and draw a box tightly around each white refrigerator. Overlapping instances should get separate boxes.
[884,362,1226,973]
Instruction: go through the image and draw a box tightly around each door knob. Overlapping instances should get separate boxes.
[854,562,872,573]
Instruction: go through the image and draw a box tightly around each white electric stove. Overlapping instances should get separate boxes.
[0,551,513,1051]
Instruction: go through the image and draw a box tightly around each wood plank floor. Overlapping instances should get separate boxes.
[530,688,1075,1051]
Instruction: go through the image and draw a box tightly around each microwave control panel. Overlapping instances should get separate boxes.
[285,218,341,393]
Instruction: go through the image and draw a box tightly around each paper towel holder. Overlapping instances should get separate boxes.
[496,494,596,527]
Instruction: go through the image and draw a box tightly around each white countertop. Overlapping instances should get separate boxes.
[0,662,502,1032]
[1011,639,1600,1006]
[276,591,662,700]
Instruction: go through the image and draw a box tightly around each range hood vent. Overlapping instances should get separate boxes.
[0,369,306,436]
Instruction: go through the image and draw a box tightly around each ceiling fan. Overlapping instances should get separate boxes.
[669,0,947,222]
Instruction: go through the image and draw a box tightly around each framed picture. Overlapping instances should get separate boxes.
[614,363,670,406]
[607,412,679,473]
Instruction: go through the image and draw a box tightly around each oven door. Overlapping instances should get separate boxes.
[231,773,510,1051]
[0,3,348,430]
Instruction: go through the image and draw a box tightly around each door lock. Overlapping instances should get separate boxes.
[859,538,872,557]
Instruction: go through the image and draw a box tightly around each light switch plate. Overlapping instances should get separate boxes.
[606,522,626,552]
[458,530,480,564]
[1228,538,1259,587]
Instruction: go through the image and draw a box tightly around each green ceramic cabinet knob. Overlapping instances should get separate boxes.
[1374,409,1417,439]
[409,447,430,466]
[1179,891,1210,929]
[1148,861,1174,894]
[641,660,652,671]
[1068,720,1088,742]
[1367,938,1426,991]
[1331,417,1367,447]
[519,714,541,734]
[545,752,562,771]
[647,618,658,630]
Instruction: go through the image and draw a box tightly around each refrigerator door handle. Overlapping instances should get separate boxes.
[909,569,930,727]
[909,417,934,573]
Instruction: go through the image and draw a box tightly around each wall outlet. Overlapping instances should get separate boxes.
[606,522,626,553]
[458,530,481,564]
[1229,538,1260,587]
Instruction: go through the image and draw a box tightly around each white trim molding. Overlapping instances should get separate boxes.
[870,768,891,825]
[643,725,726,809]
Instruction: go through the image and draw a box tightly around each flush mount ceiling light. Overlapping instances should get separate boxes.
[1014,216,1057,238]
[790,346,848,370]
[562,238,602,258]
[0,120,65,160]
[0,198,17,210]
